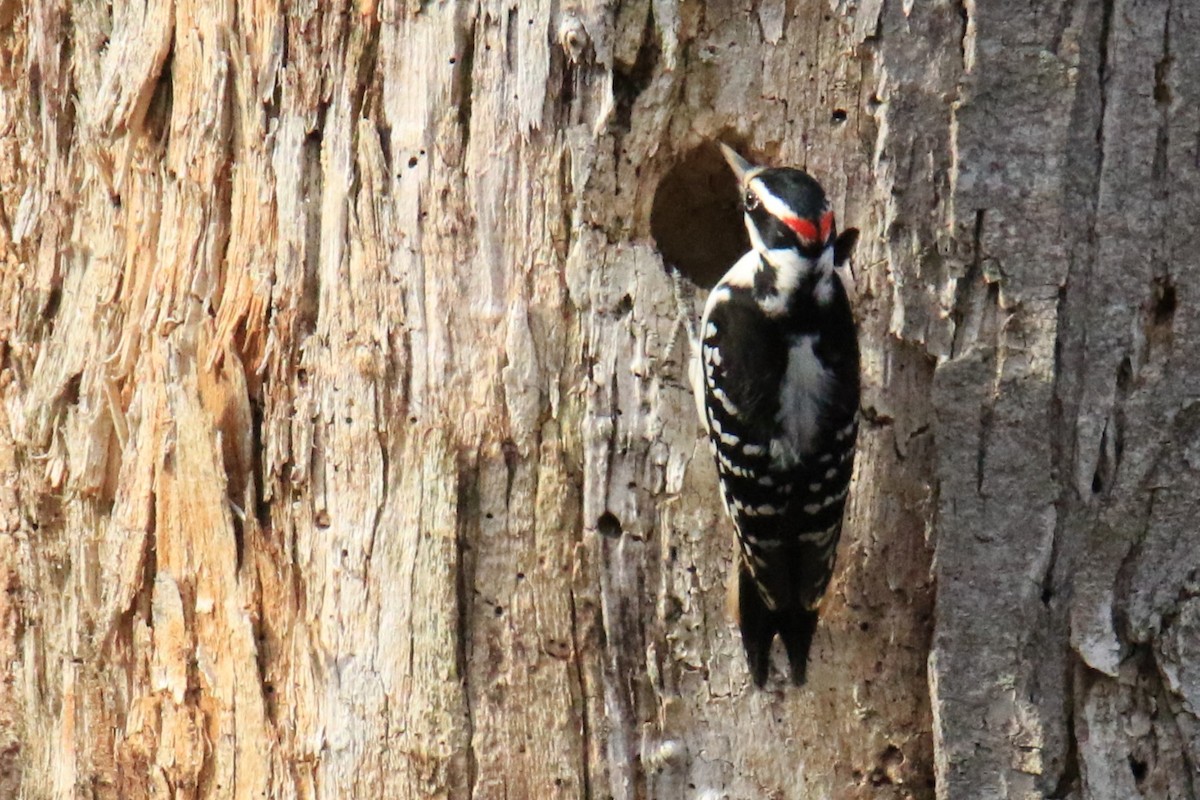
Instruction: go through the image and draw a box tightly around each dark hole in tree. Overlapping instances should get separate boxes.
[880,745,904,766]
[650,141,748,290]
[1153,276,1177,325]
[1129,756,1148,783]
[831,108,848,123]
[62,372,82,405]
[43,285,63,321]
[597,511,623,538]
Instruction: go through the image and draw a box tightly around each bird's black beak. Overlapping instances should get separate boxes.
[718,142,755,187]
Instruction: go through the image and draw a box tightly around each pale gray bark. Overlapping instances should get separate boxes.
[0,1,1195,799]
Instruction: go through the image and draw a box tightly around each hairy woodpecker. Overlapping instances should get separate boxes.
[694,143,860,687]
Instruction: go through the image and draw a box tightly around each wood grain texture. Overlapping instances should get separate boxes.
[0,0,1195,798]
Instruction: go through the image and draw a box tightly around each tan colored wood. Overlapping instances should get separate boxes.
[1,1,1197,798]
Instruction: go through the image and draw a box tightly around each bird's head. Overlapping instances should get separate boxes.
[719,143,858,269]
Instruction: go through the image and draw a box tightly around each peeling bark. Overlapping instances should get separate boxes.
[0,1,1196,798]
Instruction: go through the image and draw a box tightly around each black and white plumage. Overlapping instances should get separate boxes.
[694,143,861,688]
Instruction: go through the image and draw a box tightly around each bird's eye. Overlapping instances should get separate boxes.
[744,192,760,211]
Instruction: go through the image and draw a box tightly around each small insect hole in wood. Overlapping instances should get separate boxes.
[597,511,622,538]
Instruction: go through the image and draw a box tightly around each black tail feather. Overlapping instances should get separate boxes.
[737,564,820,687]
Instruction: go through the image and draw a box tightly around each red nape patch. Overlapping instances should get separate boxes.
[819,211,834,243]
[782,215,819,245]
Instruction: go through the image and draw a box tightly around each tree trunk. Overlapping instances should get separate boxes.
[1,0,1196,798]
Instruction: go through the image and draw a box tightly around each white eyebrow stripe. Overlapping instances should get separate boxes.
[748,177,799,224]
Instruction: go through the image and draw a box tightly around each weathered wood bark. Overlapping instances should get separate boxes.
[0,0,1196,798]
